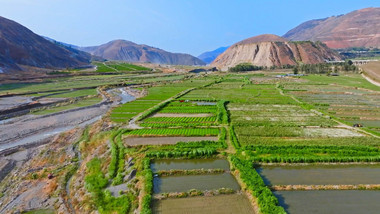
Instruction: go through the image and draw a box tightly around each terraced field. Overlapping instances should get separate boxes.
[5,71,378,214]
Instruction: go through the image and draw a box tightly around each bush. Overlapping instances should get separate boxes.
[229,63,263,72]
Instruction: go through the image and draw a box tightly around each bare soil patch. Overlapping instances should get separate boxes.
[124,136,218,146]
[303,128,363,137]
[152,194,255,214]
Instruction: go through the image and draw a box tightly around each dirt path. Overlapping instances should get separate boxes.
[362,73,380,87]
[103,62,118,72]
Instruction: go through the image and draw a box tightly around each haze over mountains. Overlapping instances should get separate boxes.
[283,7,380,49]
[211,34,341,70]
[79,40,205,66]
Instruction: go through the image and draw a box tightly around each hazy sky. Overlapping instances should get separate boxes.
[0,0,379,56]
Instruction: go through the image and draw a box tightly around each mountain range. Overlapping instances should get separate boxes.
[79,40,205,66]
[0,7,379,73]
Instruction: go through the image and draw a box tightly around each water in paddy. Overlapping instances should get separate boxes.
[274,190,380,214]
[257,164,380,185]
[151,159,229,172]
[153,173,240,193]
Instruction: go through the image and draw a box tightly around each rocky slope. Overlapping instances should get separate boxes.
[211,34,341,70]
[198,46,229,64]
[80,40,205,66]
[0,16,92,73]
[283,7,380,49]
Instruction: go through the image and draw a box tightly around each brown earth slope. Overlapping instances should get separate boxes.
[211,34,341,70]
[0,16,92,73]
[283,7,380,49]
[80,40,206,66]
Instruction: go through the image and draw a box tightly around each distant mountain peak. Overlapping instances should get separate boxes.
[80,40,205,66]
[198,46,229,64]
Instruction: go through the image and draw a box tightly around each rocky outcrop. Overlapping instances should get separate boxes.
[283,7,380,49]
[80,40,205,66]
[211,34,341,70]
[0,16,92,73]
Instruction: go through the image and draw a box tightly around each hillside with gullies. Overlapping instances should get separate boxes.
[211,34,341,70]
[283,7,380,49]
[80,40,205,66]
[0,16,92,73]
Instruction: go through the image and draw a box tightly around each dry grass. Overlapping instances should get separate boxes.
[361,61,380,83]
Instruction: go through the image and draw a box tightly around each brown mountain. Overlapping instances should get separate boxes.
[283,7,380,49]
[80,40,205,66]
[211,34,341,70]
[0,16,92,73]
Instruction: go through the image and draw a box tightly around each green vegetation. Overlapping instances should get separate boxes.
[85,158,133,214]
[141,158,153,214]
[230,156,286,214]
[126,128,220,137]
[228,63,263,72]
[94,62,150,73]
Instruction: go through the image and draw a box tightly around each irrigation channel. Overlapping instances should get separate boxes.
[151,159,255,214]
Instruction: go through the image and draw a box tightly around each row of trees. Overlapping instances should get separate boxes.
[293,60,358,74]
[227,61,358,74]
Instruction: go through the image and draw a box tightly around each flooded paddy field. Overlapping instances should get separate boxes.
[125,136,218,146]
[153,173,240,193]
[152,194,254,214]
[151,159,230,172]
[257,164,380,185]
[274,190,380,214]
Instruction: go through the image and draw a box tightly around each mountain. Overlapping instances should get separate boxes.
[80,40,205,66]
[0,16,92,73]
[211,34,341,70]
[43,36,79,49]
[198,46,229,64]
[283,7,380,49]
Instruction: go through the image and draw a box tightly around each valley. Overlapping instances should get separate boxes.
[0,65,379,213]
[0,3,379,214]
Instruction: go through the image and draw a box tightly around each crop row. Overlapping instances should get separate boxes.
[144,116,217,123]
[126,128,219,137]
[139,122,217,128]
[243,145,380,163]
[160,106,217,114]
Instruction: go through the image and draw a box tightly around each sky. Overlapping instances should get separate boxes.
[0,0,379,56]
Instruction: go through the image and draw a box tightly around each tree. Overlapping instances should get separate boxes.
[293,67,299,74]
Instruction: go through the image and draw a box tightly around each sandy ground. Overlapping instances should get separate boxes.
[0,96,32,111]
[0,105,108,151]
[151,113,214,118]
[125,136,218,146]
